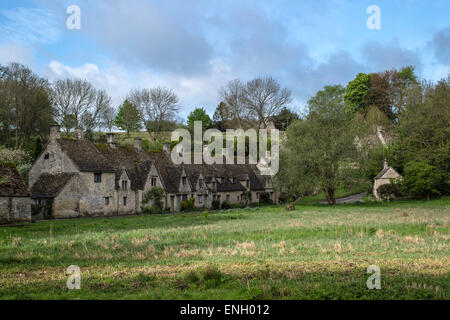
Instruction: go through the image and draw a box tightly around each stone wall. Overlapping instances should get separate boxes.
[0,197,31,224]
[29,141,78,187]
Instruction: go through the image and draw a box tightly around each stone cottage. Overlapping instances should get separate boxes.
[28,125,277,219]
[373,159,402,200]
[0,163,31,224]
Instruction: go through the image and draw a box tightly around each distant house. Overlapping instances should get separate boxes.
[0,163,31,224]
[373,159,402,200]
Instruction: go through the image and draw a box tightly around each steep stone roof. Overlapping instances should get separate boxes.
[30,173,76,198]
[374,166,401,179]
[58,138,115,172]
[57,138,269,194]
[0,163,30,197]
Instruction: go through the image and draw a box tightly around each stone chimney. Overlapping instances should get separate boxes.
[163,142,171,153]
[134,138,142,151]
[49,124,61,143]
[107,133,115,146]
[75,127,84,140]
[376,125,386,145]
[383,158,389,169]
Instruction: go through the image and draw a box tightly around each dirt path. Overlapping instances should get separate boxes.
[319,192,367,204]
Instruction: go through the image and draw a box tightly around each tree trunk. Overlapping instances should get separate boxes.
[325,187,336,205]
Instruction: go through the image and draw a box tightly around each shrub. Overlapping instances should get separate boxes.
[142,187,165,214]
[285,203,295,211]
[180,200,188,211]
[377,183,402,201]
[401,161,443,199]
[278,192,290,204]
[211,200,221,210]
[220,201,231,209]
[180,197,195,211]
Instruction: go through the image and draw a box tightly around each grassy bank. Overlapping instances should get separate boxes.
[0,199,449,299]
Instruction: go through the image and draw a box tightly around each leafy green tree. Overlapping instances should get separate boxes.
[401,161,442,199]
[114,100,142,134]
[393,77,449,194]
[61,114,77,134]
[278,85,362,205]
[344,73,371,117]
[272,107,299,131]
[0,63,53,148]
[187,107,212,132]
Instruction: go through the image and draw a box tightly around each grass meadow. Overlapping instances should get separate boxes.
[0,198,449,299]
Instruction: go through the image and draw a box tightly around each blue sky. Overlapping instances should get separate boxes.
[0,0,448,118]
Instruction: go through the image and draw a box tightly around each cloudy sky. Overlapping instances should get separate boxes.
[0,0,448,118]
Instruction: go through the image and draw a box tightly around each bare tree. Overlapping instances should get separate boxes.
[51,79,111,133]
[219,79,250,129]
[242,77,292,129]
[128,87,179,140]
[219,77,292,129]
[102,105,117,132]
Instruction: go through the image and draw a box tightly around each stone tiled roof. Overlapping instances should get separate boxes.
[31,173,76,198]
[216,179,247,192]
[58,139,115,172]
[374,166,401,179]
[0,163,30,197]
[57,138,269,194]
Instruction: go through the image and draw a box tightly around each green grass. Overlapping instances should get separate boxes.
[295,182,370,205]
[0,198,449,299]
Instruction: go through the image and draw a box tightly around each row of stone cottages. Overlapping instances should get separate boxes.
[0,125,277,223]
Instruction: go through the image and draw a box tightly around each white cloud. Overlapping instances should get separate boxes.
[46,59,235,117]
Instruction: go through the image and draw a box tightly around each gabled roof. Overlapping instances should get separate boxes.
[0,163,30,197]
[55,138,270,194]
[374,166,401,179]
[31,173,76,198]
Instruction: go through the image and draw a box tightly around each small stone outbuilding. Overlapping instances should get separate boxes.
[0,163,31,224]
[373,160,402,200]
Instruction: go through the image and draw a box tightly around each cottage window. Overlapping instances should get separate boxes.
[212,182,216,189]
[232,178,236,184]
[122,180,128,191]
[237,196,240,201]
[182,194,187,201]
[213,195,217,201]
[44,153,49,159]
[226,194,230,201]
[151,177,156,187]
[246,180,249,188]
[94,173,102,183]
[198,195,203,204]
[105,197,109,205]
[182,176,186,185]
[199,179,204,187]
[123,197,127,206]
